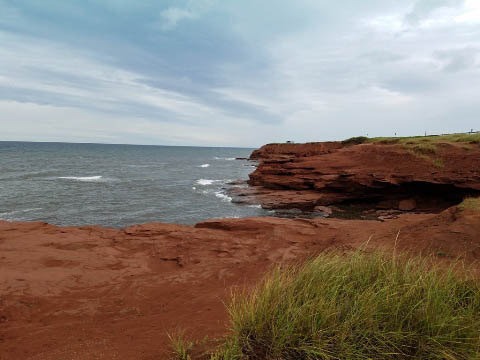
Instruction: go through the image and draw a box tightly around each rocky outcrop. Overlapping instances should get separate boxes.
[241,141,480,212]
[249,141,343,160]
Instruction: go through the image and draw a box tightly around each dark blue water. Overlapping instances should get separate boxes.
[0,142,268,227]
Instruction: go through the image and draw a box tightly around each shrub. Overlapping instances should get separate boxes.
[342,136,369,145]
[213,252,480,359]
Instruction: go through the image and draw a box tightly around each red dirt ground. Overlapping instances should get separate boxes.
[1,207,480,359]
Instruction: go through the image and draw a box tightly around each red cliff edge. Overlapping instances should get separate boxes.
[233,139,480,213]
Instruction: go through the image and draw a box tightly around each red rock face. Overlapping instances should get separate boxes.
[244,141,480,212]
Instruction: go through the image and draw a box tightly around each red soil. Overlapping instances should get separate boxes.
[1,207,480,359]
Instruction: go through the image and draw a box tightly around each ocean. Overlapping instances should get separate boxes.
[0,141,269,228]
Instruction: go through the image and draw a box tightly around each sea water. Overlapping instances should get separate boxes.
[0,141,268,228]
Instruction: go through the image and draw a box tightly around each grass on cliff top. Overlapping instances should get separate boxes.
[343,133,480,168]
[207,251,480,360]
[459,197,480,212]
[343,132,480,146]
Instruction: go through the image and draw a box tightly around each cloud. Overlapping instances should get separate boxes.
[404,0,464,25]
[434,47,479,72]
[159,7,196,30]
[455,0,480,23]
[158,0,215,30]
[0,1,480,146]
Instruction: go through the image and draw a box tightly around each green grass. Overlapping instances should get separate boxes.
[211,252,480,359]
[458,197,480,212]
[340,133,480,168]
[168,331,194,360]
[409,143,437,155]
[402,143,446,168]
[366,132,480,145]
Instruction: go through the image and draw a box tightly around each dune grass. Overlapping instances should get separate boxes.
[458,197,480,212]
[211,251,480,359]
[168,331,194,360]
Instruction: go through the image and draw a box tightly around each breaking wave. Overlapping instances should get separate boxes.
[0,208,43,220]
[58,176,104,182]
[196,179,216,186]
[214,191,233,202]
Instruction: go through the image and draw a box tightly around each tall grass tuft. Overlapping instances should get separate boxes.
[213,252,480,359]
[168,331,194,360]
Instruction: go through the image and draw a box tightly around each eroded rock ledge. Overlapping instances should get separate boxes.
[231,140,480,214]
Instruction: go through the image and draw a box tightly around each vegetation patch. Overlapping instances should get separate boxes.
[341,136,369,145]
[211,252,480,359]
[367,132,480,145]
[409,143,437,156]
[402,143,445,168]
[169,331,195,360]
[458,197,480,212]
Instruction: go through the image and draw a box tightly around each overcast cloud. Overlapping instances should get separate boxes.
[0,0,479,146]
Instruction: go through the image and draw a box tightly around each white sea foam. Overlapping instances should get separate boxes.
[58,176,104,182]
[214,191,232,202]
[248,204,262,209]
[196,179,215,186]
[0,208,43,220]
[214,157,236,161]
[199,164,210,168]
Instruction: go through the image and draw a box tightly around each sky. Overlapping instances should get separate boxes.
[0,0,479,147]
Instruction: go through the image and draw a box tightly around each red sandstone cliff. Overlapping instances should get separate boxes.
[243,140,480,211]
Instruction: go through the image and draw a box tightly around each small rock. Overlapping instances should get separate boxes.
[314,206,333,215]
[378,215,398,221]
